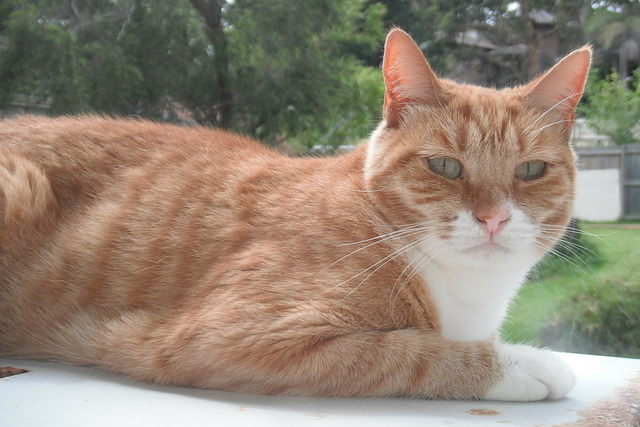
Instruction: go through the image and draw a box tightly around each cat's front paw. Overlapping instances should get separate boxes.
[483,343,575,401]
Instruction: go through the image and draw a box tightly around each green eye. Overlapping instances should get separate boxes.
[515,161,546,180]
[427,157,462,179]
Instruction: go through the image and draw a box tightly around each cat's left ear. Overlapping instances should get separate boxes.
[526,46,592,134]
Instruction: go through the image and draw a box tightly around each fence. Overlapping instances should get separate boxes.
[575,144,640,220]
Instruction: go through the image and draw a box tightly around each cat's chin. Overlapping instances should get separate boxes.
[429,239,541,272]
[461,241,512,258]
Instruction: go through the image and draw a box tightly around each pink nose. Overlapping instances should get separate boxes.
[474,205,510,237]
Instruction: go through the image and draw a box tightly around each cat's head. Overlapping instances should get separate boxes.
[364,29,591,269]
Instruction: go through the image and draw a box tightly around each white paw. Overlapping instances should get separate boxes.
[483,343,576,401]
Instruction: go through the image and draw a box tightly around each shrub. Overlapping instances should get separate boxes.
[542,274,640,357]
[538,224,640,357]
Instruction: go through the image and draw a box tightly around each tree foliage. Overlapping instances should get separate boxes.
[225,0,386,146]
[0,0,206,117]
[0,0,385,149]
[579,70,640,144]
[0,0,638,150]
[586,2,640,86]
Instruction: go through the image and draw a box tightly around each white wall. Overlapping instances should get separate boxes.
[574,169,621,221]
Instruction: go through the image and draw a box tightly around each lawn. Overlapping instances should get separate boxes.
[501,223,640,358]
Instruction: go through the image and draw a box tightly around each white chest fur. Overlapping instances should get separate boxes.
[418,254,532,341]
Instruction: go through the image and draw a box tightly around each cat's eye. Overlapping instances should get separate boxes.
[515,161,546,181]
[427,157,462,179]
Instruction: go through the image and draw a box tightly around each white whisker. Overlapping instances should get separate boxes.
[388,236,438,305]
[389,238,446,326]
[531,239,595,280]
[341,187,384,193]
[337,223,432,247]
[523,92,582,133]
[530,119,576,136]
[334,235,428,301]
[319,222,445,302]
[320,225,428,274]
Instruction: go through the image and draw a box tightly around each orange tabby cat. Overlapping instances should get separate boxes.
[0,29,590,400]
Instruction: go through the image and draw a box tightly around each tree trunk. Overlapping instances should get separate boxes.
[188,0,232,128]
[521,1,539,81]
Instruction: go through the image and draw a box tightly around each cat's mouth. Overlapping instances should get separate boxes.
[461,238,511,257]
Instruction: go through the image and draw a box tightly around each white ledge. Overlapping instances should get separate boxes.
[1,352,639,426]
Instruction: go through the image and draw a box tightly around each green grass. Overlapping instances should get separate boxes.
[501,224,640,358]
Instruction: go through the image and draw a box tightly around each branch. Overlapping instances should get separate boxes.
[188,0,223,30]
[117,1,139,41]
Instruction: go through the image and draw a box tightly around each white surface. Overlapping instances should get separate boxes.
[574,168,621,221]
[1,353,639,426]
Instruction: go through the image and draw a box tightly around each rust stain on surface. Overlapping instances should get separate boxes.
[307,412,326,418]
[0,366,30,378]
[468,408,501,416]
[559,369,640,427]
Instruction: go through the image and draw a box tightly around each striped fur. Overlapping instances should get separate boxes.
[0,29,590,400]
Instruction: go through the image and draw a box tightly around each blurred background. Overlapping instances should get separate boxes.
[0,1,638,151]
[0,0,638,358]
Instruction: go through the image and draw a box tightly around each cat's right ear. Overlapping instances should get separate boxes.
[382,29,442,127]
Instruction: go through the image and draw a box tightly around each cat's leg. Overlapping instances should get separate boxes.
[206,329,575,400]
[92,308,574,400]
[161,328,502,399]
[126,323,574,400]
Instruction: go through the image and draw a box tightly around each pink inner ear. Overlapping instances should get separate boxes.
[382,29,441,127]
[527,47,592,123]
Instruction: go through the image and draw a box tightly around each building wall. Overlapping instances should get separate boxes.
[574,169,621,221]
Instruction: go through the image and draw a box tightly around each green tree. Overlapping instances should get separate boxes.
[0,0,386,150]
[586,2,640,87]
[377,0,594,86]
[225,0,385,147]
[579,70,640,145]
[185,0,232,127]
[0,0,210,118]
